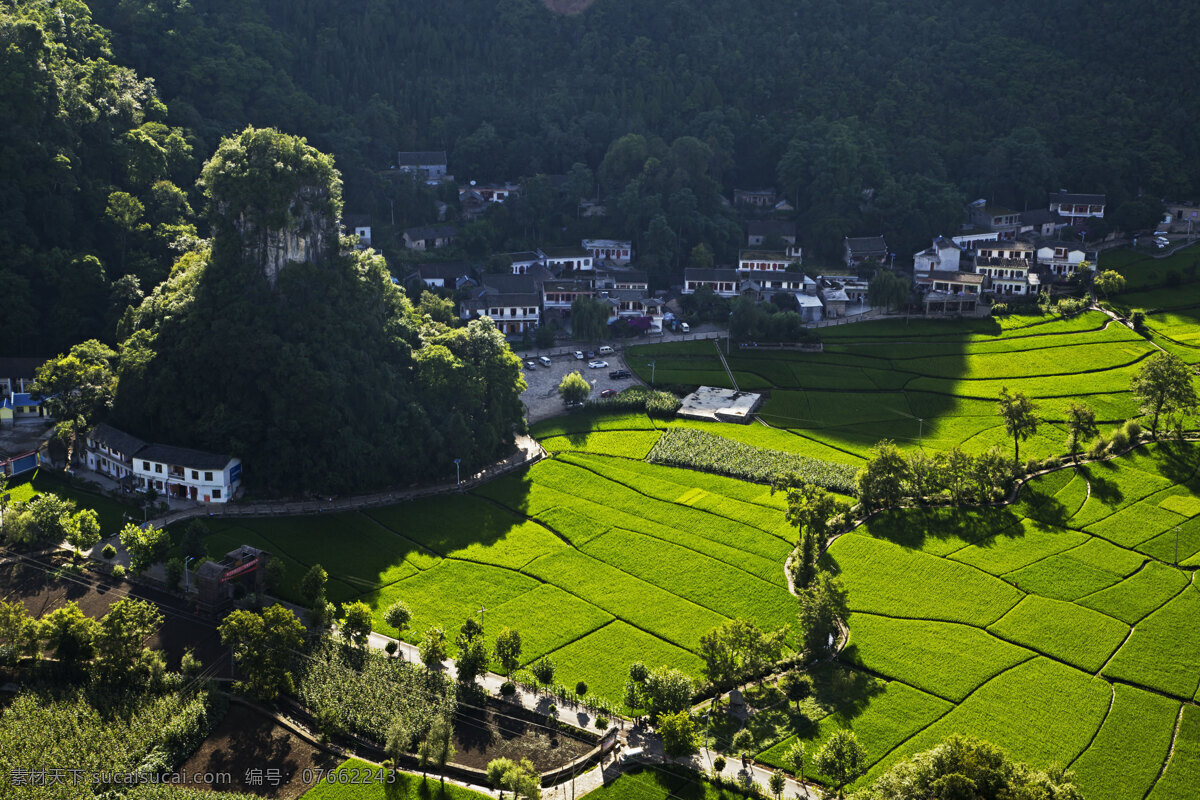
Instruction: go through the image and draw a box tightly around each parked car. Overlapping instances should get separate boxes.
[619,748,645,765]
[588,360,608,369]
[565,400,585,409]
[538,356,552,366]
[599,345,614,354]
[600,389,616,398]
[609,369,631,379]
[587,350,596,359]
[525,360,536,369]
[679,322,690,333]
[573,350,584,359]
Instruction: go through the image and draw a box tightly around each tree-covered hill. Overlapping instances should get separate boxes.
[110,128,526,494]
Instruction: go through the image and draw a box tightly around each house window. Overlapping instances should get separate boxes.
[192,470,199,480]
[205,472,213,481]
[212,489,221,499]
[143,461,150,470]
[155,464,162,473]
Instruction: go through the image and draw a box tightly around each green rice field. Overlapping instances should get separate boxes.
[156,302,1200,800]
[811,442,1200,793]
[625,310,1165,463]
[185,451,795,706]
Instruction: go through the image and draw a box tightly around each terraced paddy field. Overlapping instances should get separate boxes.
[184,419,1200,797]
[625,310,1162,462]
[184,451,799,705]
[797,442,1200,795]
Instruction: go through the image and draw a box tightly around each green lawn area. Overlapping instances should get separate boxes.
[1069,684,1181,800]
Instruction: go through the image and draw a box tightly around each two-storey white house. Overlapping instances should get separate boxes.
[84,424,241,503]
[1037,243,1092,279]
[133,444,241,503]
[974,240,1034,295]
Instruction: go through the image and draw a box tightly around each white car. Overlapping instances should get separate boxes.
[588,360,608,369]
[573,350,584,360]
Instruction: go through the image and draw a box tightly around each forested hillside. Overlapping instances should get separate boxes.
[2,0,1198,356]
[89,0,1198,248]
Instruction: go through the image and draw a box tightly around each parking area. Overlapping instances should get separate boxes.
[520,348,643,423]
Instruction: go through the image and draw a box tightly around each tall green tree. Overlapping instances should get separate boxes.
[997,387,1039,464]
[96,597,163,681]
[218,604,305,700]
[797,572,847,659]
[814,730,866,797]
[1065,402,1099,459]
[1130,352,1197,437]
[856,440,909,512]
[558,371,591,405]
[32,341,117,466]
[493,627,522,676]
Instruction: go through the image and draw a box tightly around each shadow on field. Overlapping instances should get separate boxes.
[862,506,1023,549]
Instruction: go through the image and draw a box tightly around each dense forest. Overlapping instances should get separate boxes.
[2,0,1198,354]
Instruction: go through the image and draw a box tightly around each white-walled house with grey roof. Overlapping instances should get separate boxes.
[84,424,242,503]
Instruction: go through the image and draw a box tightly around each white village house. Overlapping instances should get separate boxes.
[84,423,241,503]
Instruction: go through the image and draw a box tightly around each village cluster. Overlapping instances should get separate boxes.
[365,152,1198,333]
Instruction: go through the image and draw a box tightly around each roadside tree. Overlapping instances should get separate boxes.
[815,730,866,797]
[558,371,591,404]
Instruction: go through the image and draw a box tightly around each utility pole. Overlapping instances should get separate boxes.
[917,418,924,449]
[647,361,656,387]
[454,458,461,491]
[1175,526,1180,566]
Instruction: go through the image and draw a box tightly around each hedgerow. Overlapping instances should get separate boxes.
[586,386,682,417]
[647,428,858,493]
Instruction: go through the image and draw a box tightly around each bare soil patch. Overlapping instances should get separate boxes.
[180,702,341,798]
[0,556,226,673]
[451,699,593,771]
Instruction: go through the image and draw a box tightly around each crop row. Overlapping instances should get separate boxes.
[647,427,858,494]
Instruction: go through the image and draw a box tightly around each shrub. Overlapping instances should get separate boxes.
[576,681,588,696]
[384,640,398,656]
[713,755,727,774]
[990,302,1009,316]
[595,715,609,729]
[1123,420,1142,441]
[1109,428,1130,453]
[732,728,755,754]
[111,565,126,580]
[101,544,116,559]
[585,386,681,418]
[1055,296,1089,317]
[1088,436,1109,460]
[500,680,517,697]
[1131,310,1146,332]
